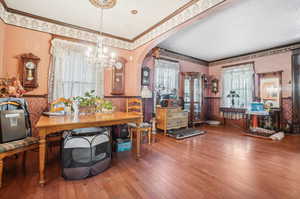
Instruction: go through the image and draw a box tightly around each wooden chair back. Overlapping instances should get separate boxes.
[126,98,143,114]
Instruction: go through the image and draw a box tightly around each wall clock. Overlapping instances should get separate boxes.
[20,53,40,89]
[111,57,127,95]
[211,79,219,94]
[141,66,151,86]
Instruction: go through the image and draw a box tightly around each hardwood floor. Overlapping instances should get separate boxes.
[1,125,300,199]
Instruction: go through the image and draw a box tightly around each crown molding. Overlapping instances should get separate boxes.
[159,48,209,66]
[0,0,225,50]
[0,0,133,50]
[132,0,199,41]
[209,42,300,66]
[131,0,225,50]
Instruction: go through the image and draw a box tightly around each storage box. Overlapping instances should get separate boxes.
[114,138,132,152]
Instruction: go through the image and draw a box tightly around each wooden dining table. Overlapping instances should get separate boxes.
[35,112,142,186]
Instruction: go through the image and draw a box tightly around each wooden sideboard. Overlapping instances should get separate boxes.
[156,107,188,135]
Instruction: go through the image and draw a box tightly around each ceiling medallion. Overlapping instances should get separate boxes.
[131,10,138,15]
[89,0,117,9]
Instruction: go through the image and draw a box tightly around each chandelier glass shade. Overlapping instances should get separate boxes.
[88,0,117,68]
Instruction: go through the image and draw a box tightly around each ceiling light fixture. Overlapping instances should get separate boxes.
[88,0,117,68]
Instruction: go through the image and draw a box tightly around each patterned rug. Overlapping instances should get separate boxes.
[168,128,206,140]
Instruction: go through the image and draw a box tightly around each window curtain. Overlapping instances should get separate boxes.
[221,63,254,108]
[48,39,104,102]
[154,59,180,108]
[154,59,180,96]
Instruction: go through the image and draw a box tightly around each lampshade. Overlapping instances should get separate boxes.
[141,86,152,99]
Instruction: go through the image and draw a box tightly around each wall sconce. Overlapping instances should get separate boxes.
[211,79,219,94]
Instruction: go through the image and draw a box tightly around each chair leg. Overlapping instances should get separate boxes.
[129,128,133,143]
[148,129,151,144]
[0,158,3,188]
[22,151,27,172]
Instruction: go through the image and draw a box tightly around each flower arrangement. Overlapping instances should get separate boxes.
[71,90,115,114]
[0,77,26,97]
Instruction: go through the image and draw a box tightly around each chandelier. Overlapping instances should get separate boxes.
[88,0,118,67]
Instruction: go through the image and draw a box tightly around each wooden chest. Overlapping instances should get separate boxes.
[156,107,188,135]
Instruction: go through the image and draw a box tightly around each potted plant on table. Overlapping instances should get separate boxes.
[71,90,115,114]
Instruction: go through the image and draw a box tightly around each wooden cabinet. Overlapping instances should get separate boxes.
[156,107,188,135]
[183,72,203,126]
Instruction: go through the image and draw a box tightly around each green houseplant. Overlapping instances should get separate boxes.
[71,90,115,114]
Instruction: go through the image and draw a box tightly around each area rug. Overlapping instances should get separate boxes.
[168,128,206,140]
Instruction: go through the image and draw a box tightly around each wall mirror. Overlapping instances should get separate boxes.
[258,71,282,108]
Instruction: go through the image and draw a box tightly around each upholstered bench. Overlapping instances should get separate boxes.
[0,137,39,188]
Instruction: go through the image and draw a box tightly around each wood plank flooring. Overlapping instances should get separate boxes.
[1,125,300,199]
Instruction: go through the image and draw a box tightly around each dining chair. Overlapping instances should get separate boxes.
[0,100,39,188]
[126,98,152,144]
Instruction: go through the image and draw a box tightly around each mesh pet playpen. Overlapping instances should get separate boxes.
[62,127,111,180]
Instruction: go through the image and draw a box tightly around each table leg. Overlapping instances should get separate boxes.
[148,128,151,144]
[39,129,47,186]
[136,129,141,159]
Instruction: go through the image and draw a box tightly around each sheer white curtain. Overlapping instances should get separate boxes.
[48,39,104,101]
[154,59,180,95]
[221,63,254,108]
[154,59,180,108]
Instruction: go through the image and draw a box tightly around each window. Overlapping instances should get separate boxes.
[154,59,180,106]
[48,39,103,101]
[221,63,254,108]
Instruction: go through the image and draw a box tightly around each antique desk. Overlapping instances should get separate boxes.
[36,112,142,186]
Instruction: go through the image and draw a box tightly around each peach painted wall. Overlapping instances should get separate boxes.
[208,52,292,98]
[2,24,136,97]
[3,25,52,95]
[0,20,5,77]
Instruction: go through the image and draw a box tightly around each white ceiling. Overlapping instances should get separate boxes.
[6,0,191,40]
[159,0,300,62]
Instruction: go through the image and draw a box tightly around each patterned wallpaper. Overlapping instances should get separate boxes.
[19,95,294,136]
[24,97,48,136]
[205,97,293,129]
